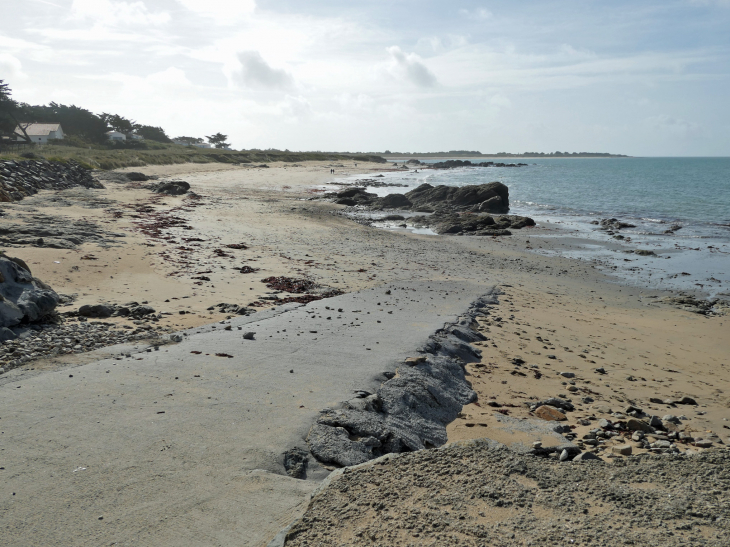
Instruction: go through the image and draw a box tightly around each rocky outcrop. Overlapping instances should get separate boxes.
[405,182,510,214]
[306,292,498,468]
[0,255,59,328]
[0,160,103,202]
[409,210,535,236]
[431,160,527,169]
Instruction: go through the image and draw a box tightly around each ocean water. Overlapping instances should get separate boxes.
[335,157,730,297]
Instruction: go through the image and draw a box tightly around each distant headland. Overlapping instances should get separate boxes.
[381,150,630,158]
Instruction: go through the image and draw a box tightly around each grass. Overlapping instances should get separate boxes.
[0,142,386,170]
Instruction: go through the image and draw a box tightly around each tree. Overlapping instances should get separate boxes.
[0,80,11,103]
[174,136,203,145]
[101,113,135,134]
[134,125,172,143]
[206,132,230,149]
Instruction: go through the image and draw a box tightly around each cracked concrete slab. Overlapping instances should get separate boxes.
[0,279,492,547]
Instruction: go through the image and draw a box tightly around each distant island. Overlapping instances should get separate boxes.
[381,150,630,158]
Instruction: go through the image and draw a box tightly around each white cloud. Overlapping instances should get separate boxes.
[176,0,256,23]
[646,114,701,135]
[490,94,512,108]
[383,46,438,88]
[458,8,493,20]
[70,0,170,26]
[235,51,295,90]
[0,53,26,79]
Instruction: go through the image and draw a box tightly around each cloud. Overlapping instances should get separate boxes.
[490,94,512,108]
[458,8,493,20]
[384,46,438,88]
[0,53,25,79]
[646,114,701,135]
[235,51,295,90]
[176,0,256,23]
[70,0,170,26]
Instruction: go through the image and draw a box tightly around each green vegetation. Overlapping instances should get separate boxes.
[0,143,385,170]
[0,80,385,168]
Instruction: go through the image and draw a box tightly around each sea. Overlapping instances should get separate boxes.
[334,157,730,298]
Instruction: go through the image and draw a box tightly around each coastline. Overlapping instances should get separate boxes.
[0,160,728,546]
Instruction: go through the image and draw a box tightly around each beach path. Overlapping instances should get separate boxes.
[0,279,490,547]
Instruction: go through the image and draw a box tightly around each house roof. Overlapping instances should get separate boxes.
[14,123,62,136]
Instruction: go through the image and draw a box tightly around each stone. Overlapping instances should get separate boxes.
[0,326,17,341]
[612,445,632,456]
[405,182,510,213]
[592,405,612,414]
[405,356,427,366]
[626,418,655,433]
[0,256,59,327]
[598,419,612,428]
[154,180,190,195]
[694,439,713,448]
[560,372,576,378]
[78,304,115,318]
[379,194,412,208]
[243,332,256,340]
[662,414,681,424]
[559,449,570,461]
[534,405,567,421]
[573,452,601,462]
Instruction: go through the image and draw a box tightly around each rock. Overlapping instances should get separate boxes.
[283,448,309,479]
[536,397,574,412]
[0,326,17,341]
[534,405,567,421]
[594,367,606,374]
[560,372,575,378]
[626,418,656,433]
[634,250,656,256]
[125,172,150,181]
[78,304,115,318]
[559,449,571,461]
[662,415,681,424]
[243,332,256,340]
[649,415,664,429]
[169,334,183,343]
[694,439,713,448]
[405,182,510,213]
[612,445,632,456]
[405,356,427,366]
[378,194,412,208]
[678,396,698,405]
[0,255,59,327]
[598,419,612,428]
[154,180,190,195]
[649,397,664,404]
[573,452,601,462]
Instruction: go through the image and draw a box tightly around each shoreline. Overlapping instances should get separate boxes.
[0,160,728,546]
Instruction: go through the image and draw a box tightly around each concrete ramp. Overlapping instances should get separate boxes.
[0,280,491,546]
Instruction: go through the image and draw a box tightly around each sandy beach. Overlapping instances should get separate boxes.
[1,160,728,546]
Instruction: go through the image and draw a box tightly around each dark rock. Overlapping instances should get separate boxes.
[78,304,115,318]
[0,256,59,327]
[154,180,190,195]
[125,172,150,181]
[378,193,412,208]
[283,448,309,479]
[0,326,17,341]
[405,182,510,213]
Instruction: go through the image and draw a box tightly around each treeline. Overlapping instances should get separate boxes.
[0,79,172,146]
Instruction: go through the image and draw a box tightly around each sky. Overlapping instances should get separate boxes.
[1,0,729,155]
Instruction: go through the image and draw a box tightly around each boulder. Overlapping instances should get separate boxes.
[154,180,190,195]
[0,255,59,327]
[78,304,115,318]
[378,193,412,208]
[534,405,567,421]
[125,172,150,181]
[405,182,510,213]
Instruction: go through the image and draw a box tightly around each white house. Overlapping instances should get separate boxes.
[193,142,212,149]
[129,133,144,141]
[14,123,64,144]
[106,131,126,142]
